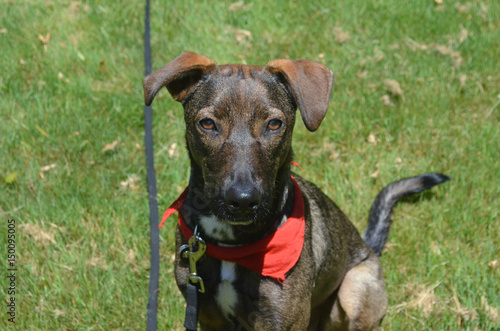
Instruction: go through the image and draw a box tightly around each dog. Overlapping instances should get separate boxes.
[143,52,450,330]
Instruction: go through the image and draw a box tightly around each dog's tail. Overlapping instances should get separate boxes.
[362,173,451,256]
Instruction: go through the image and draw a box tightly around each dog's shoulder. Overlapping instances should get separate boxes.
[292,173,372,269]
[292,173,350,227]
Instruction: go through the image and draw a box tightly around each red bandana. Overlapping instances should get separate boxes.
[159,178,305,281]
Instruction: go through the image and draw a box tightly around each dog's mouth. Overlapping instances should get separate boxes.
[223,219,254,226]
[213,209,260,227]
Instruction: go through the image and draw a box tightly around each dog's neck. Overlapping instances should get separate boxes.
[181,162,295,246]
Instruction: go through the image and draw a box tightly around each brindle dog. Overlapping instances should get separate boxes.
[143,52,449,330]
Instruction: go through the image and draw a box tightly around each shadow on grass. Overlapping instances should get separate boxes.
[399,190,443,204]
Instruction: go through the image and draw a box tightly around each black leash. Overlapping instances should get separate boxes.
[143,1,202,330]
[184,283,200,331]
[181,227,206,330]
[143,0,160,330]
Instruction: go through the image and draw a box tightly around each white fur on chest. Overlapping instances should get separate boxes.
[215,261,238,318]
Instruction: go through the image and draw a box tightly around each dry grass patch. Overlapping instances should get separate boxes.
[20,222,57,246]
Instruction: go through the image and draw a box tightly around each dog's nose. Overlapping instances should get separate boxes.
[224,185,262,212]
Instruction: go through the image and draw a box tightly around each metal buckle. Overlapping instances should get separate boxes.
[181,226,206,293]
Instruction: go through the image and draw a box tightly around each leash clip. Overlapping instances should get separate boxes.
[182,226,206,293]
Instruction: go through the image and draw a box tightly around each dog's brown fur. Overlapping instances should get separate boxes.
[144,52,448,330]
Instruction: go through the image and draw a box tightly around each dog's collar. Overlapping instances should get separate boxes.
[160,177,305,281]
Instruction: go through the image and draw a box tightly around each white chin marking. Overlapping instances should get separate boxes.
[216,261,238,318]
[199,214,235,241]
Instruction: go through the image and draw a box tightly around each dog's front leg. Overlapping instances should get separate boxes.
[245,296,312,331]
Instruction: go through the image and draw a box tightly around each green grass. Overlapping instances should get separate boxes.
[1,0,498,329]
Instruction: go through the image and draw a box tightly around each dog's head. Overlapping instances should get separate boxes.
[144,52,333,227]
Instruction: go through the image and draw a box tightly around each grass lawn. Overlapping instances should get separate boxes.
[1,0,499,329]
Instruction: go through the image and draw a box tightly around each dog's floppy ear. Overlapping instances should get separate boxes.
[143,51,217,106]
[265,59,334,132]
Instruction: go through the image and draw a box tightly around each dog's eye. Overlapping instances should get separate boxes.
[198,118,216,131]
[267,119,283,131]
